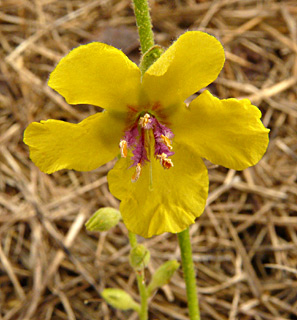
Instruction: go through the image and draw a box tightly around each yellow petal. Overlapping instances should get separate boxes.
[48,42,141,111]
[171,90,270,170]
[24,112,125,173]
[108,144,208,238]
[142,31,225,109]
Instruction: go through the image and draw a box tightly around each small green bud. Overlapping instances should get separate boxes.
[129,244,150,271]
[147,260,180,296]
[101,288,140,312]
[85,207,121,232]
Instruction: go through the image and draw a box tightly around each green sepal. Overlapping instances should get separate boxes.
[139,45,164,74]
[85,207,121,232]
[101,288,141,313]
[147,260,180,296]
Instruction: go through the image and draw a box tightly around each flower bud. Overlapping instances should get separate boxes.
[129,244,150,271]
[85,207,121,232]
[101,288,140,312]
[147,260,180,296]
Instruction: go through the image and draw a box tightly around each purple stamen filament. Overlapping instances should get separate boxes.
[119,113,174,182]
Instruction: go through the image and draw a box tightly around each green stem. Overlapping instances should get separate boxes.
[132,0,163,75]
[128,231,138,248]
[177,228,201,320]
[136,272,148,320]
[128,232,148,320]
[132,0,154,55]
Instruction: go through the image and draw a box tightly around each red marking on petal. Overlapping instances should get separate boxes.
[152,102,161,111]
[127,105,138,113]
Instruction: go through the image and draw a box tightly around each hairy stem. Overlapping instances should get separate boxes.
[132,0,163,75]
[132,0,154,55]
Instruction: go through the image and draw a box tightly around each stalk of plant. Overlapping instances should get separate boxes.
[128,1,159,318]
[24,0,270,318]
[177,228,201,320]
[131,0,201,319]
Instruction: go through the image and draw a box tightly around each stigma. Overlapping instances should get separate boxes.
[119,113,175,182]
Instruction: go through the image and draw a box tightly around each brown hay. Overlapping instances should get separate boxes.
[1,0,297,319]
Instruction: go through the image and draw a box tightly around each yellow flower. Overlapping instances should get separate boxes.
[24,31,269,238]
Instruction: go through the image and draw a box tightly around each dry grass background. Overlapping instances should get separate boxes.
[0,0,297,319]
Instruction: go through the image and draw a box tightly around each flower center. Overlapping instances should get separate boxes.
[119,113,174,182]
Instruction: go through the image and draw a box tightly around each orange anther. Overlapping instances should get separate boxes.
[139,113,151,128]
[157,153,174,169]
[119,140,128,158]
[161,134,173,150]
[132,163,142,182]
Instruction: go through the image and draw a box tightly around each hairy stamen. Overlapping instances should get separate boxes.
[119,113,174,182]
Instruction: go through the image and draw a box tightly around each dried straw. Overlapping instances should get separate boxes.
[1,0,296,319]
